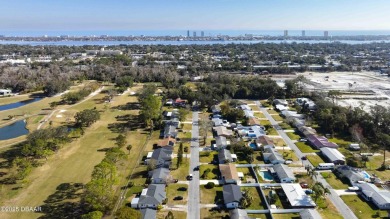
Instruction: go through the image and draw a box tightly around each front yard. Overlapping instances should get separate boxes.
[199,164,220,179]
[166,184,188,205]
[320,172,349,189]
[200,185,223,204]
[295,142,320,153]
[306,154,325,167]
[341,195,389,219]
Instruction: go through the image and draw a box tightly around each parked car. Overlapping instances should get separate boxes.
[348,186,360,191]
[300,183,309,188]
[174,196,183,200]
[193,166,199,171]
[299,138,307,142]
[284,160,293,164]
[305,189,314,194]
[187,174,193,180]
[301,156,307,160]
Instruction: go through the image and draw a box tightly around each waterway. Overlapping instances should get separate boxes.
[0,97,43,112]
[0,120,29,140]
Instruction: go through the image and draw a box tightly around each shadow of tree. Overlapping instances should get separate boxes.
[112,102,140,111]
[38,182,85,219]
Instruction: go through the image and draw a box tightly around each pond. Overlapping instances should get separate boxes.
[0,120,29,140]
[0,97,43,112]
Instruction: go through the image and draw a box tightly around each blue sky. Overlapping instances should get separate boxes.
[1,0,390,31]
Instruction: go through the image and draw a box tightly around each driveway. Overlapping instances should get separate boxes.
[187,111,200,219]
[255,101,358,219]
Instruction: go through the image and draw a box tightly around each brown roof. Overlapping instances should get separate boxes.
[219,163,239,181]
[248,117,260,126]
[157,137,176,147]
[213,126,233,137]
[256,136,274,146]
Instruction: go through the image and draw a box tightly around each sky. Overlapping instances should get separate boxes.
[1,0,390,33]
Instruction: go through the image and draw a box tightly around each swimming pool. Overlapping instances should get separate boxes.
[249,143,257,149]
[258,170,273,181]
[362,171,371,179]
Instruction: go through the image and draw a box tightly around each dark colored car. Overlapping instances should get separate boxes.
[187,174,193,180]
[193,166,199,171]
[301,156,307,160]
[174,196,183,200]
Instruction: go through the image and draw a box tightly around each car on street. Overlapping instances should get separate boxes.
[187,174,193,180]
[299,138,307,142]
[348,186,360,191]
[174,196,183,200]
[301,156,307,160]
[193,166,199,171]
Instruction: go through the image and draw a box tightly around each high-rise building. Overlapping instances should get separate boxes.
[324,31,329,38]
[193,31,196,37]
[284,30,288,37]
[302,30,306,37]
[187,30,190,38]
[201,31,204,37]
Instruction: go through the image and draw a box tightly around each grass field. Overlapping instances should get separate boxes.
[170,158,190,181]
[199,151,217,163]
[320,172,349,189]
[295,142,319,153]
[166,184,188,205]
[306,154,325,167]
[273,138,286,146]
[157,211,187,219]
[254,112,266,118]
[286,132,300,140]
[267,127,279,135]
[282,150,299,161]
[260,120,272,126]
[0,84,151,219]
[317,197,344,219]
[278,122,293,130]
[0,94,36,105]
[200,185,223,204]
[200,208,229,219]
[267,109,278,114]
[244,187,265,210]
[199,164,219,179]
[341,195,388,219]
[271,114,284,121]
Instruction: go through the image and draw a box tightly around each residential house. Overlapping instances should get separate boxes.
[334,165,366,186]
[229,209,250,219]
[320,147,345,165]
[273,99,288,106]
[248,117,260,126]
[146,148,173,168]
[296,98,316,110]
[273,164,296,183]
[275,104,289,111]
[299,209,322,219]
[131,184,166,209]
[243,110,254,118]
[218,149,236,164]
[219,163,240,184]
[240,104,251,111]
[281,184,316,208]
[223,184,243,209]
[163,125,177,138]
[173,98,186,107]
[157,137,176,148]
[307,135,338,149]
[263,147,285,164]
[298,126,317,137]
[148,167,170,184]
[140,208,157,219]
[236,125,265,139]
[213,126,233,137]
[256,136,275,148]
[359,183,390,210]
[214,136,228,150]
[212,118,224,127]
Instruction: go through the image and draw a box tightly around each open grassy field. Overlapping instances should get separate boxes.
[157,211,187,219]
[267,109,278,114]
[320,172,349,189]
[200,185,223,204]
[267,127,279,135]
[273,138,286,147]
[341,195,388,219]
[295,142,319,153]
[278,122,293,130]
[365,151,390,180]
[306,154,325,167]
[166,184,188,205]
[282,150,299,161]
[0,85,150,219]
[200,208,229,219]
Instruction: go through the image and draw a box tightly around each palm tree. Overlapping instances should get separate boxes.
[312,182,330,203]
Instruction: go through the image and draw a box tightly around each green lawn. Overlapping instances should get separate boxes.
[271,114,284,121]
[328,137,352,148]
[273,138,286,147]
[320,172,349,189]
[317,197,344,219]
[267,127,279,135]
[199,151,217,163]
[260,120,272,126]
[199,164,220,179]
[279,122,293,130]
[267,109,278,114]
[282,150,299,161]
[341,195,389,219]
[286,132,301,140]
[200,208,229,219]
[254,112,265,118]
[182,123,192,130]
[170,157,190,180]
[244,187,265,210]
[166,184,188,205]
[200,185,224,204]
[306,155,325,167]
[295,142,319,153]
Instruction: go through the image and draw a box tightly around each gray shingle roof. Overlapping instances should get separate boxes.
[149,167,170,180]
[138,184,166,205]
[140,208,157,219]
[218,149,233,164]
[229,209,249,219]
[223,184,242,204]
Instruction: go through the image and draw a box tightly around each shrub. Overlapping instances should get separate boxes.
[205,182,215,189]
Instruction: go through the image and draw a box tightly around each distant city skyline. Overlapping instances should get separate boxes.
[1,0,390,32]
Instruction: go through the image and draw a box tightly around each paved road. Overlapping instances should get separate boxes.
[187,111,200,219]
[255,101,358,219]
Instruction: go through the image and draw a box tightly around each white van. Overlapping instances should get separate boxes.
[317,163,335,170]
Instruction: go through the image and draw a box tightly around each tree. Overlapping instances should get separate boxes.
[81,211,103,219]
[378,133,390,169]
[205,182,215,189]
[105,148,127,164]
[139,95,162,130]
[312,182,330,203]
[75,109,100,127]
[115,206,141,219]
[165,211,174,219]
[240,189,253,208]
[177,143,183,169]
[115,134,127,148]
[178,108,190,122]
[126,144,132,154]
[199,120,213,146]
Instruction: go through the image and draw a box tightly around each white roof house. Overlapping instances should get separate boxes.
[273,164,296,183]
[320,147,345,165]
[240,105,251,111]
[299,209,322,219]
[281,184,316,207]
[360,183,390,210]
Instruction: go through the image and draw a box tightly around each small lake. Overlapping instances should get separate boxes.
[0,97,43,112]
[0,120,29,140]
